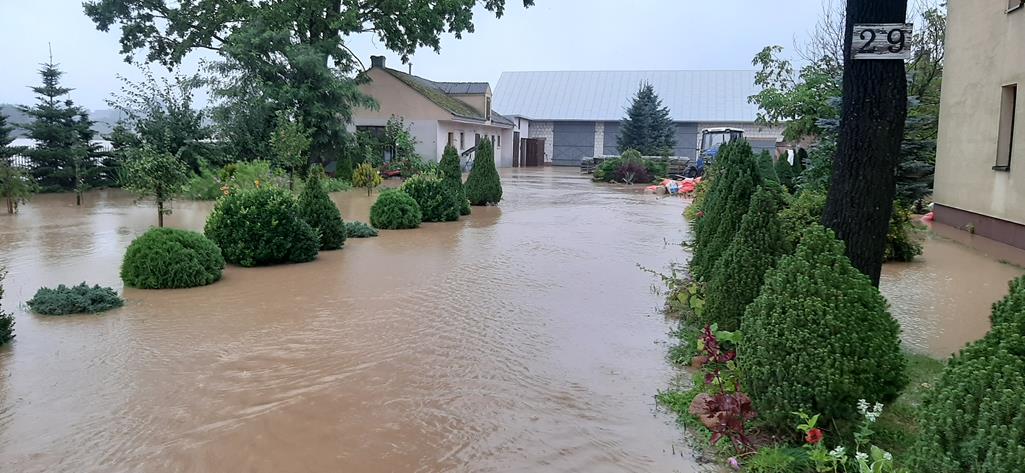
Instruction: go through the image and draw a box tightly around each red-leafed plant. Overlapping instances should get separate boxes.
[689,324,757,452]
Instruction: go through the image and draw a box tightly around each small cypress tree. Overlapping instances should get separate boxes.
[617,83,676,156]
[0,268,14,346]
[298,166,346,250]
[774,153,796,191]
[439,144,470,215]
[464,138,502,205]
[756,150,778,183]
[690,140,762,281]
[701,186,787,331]
[740,225,907,429]
[794,148,808,176]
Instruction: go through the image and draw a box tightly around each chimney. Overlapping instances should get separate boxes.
[370,55,385,69]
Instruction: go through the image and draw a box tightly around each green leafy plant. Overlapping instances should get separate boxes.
[204,187,319,266]
[121,227,225,288]
[344,221,378,238]
[464,138,502,205]
[121,145,191,227]
[740,225,907,430]
[321,177,352,193]
[269,110,312,189]
[439,144,470,216]
[400,172,460,222]
[26,283,124,315]
[182,160,289,200]
[0,269,15,345]
[884,204,922,262]
[687,324,757,452]
[297,166,346,250]
[369,189,422,230]
[593,150,666,184]
[353,161,382,196]
[684,178,710,221]
[794,402,901,473]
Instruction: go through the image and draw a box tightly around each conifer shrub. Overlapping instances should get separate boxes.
[400,172,460,222]
[756,150,779,183]
[122,227,225,288]
[439,145,470,216]
[298,167,346,250]
[794,148,808,176]
[27,283,123,315]
[778,190,827,248]
[774,154,796,191]
[204,187,319,267]
[344,221,378,238]
[0,269,15,346]
[691,141,762,281]
[739,225,907,430]
[464,138,502,205]
[369,189,422,230]
[701,186,787,331]
[911,282,1025,473]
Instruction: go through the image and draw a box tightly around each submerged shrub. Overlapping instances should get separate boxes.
[740,225,907,430]
[0,269,14,346]
[912,279,1025,473]
[122,227,225,288]
[702,186,787,331]
[439,145,470,216]
[27,283,124,315]
[204,187,319,267]
[400,172,460,222]
[884,204,923,262]
[464,138,502,205]
[370,189,422,230]
[593,150,664,184]
[344,221,378,238]
[298,167,346,250]
[182,161,288,200]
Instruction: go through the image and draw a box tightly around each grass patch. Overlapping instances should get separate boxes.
[873,352,944,466]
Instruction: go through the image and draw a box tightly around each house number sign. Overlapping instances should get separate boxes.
[852,23,913,60]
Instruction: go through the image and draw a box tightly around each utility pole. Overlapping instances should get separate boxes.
[822,0,910,287]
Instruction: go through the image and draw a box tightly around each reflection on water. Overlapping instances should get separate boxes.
[0,170,702,473]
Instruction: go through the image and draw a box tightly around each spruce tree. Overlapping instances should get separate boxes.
[439,144,470,215]
[690,141,761,281]
[617,83,677,156]
[701,186,787,331]
[465,138,502,205]
[297,166,346,250]
[19,56,92,195]
[740,225,907,429]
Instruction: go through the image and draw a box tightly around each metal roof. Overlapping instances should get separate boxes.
[493,70,763,122]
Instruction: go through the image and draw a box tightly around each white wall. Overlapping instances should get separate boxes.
[437,120,513,167]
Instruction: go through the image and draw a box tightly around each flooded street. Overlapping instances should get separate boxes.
[0,169,701,473]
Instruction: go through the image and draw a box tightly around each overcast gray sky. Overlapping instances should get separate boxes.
[0,0,826,110]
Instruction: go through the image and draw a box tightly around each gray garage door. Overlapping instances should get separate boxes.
[553,121,595,166]
[603,122,621,155]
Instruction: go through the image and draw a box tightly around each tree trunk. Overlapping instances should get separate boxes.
[76,191,82,206]
[157,199,164,228]
[822,0,909,287]
[6,197,12,215]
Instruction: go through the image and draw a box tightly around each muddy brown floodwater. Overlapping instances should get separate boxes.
[0,169,705,473]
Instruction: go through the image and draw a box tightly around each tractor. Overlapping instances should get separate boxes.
[683,127,745,178]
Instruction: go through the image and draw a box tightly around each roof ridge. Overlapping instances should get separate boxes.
[498,69,757,74]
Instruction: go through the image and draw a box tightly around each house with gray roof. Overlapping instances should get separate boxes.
[351,56,516,166]
[493,70,784,166]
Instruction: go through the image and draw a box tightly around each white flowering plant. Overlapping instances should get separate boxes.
[790,400,904,473]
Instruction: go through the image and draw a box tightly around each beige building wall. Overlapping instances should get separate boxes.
[354,68,453,121]
[934,3,1025,227]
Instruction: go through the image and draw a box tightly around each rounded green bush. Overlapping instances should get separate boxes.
[400,172,460,222]
[739,224,907,430]
[27,283,124,315]
[344,221,378,238]
[369,189,422,230]
[122,227,225,288]
[204,187,319,267]
[298,168,346,250]
[464,138,503,206]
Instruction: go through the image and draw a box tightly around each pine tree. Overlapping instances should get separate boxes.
[18,56,92,196]
[701,186,787,331]
[439,144,470,215]
[690,141,762,281]
[297,166,346,250]
[465,138,502,205]
[617,83,677,156]
[740,225,907,429]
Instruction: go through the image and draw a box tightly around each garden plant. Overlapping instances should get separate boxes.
[400,172,460,222]
[27,283,124,315]
[464,138,502,206]
[369,189,422,230]
[439,144,470,215]
[297,166,346,250]
[0,269,14,346]
[122,227,225,288]
[205,187,319,267]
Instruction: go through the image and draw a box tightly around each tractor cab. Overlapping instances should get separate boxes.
[686,127,745,177]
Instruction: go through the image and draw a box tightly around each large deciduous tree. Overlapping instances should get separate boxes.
[822,0,910,287]
[84,0,535,166]
[618,83,676,156]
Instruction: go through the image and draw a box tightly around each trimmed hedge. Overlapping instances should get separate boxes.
[370,189,422,230]
[0,269,14,346]
[122,227,225,288]
[740,225,907,429]
[344,221,378,238]
[439,145,471,216]
[465,138,503,205]
[298,168,346,250]
[204,187,319,267]
[27,283,123,315]
[778,189,826,249]
[401,172,460,222]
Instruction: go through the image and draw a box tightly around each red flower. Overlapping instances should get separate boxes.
[697,211,705,218]
[805,428,824,445]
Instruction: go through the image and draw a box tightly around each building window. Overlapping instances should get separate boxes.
[996,84,1018,171]
[447,132,454,147]
[497,135,501,147]
[485,97,492,121]
[460,132,465,149]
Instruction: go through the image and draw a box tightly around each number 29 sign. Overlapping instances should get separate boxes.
[852,23,913,60]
